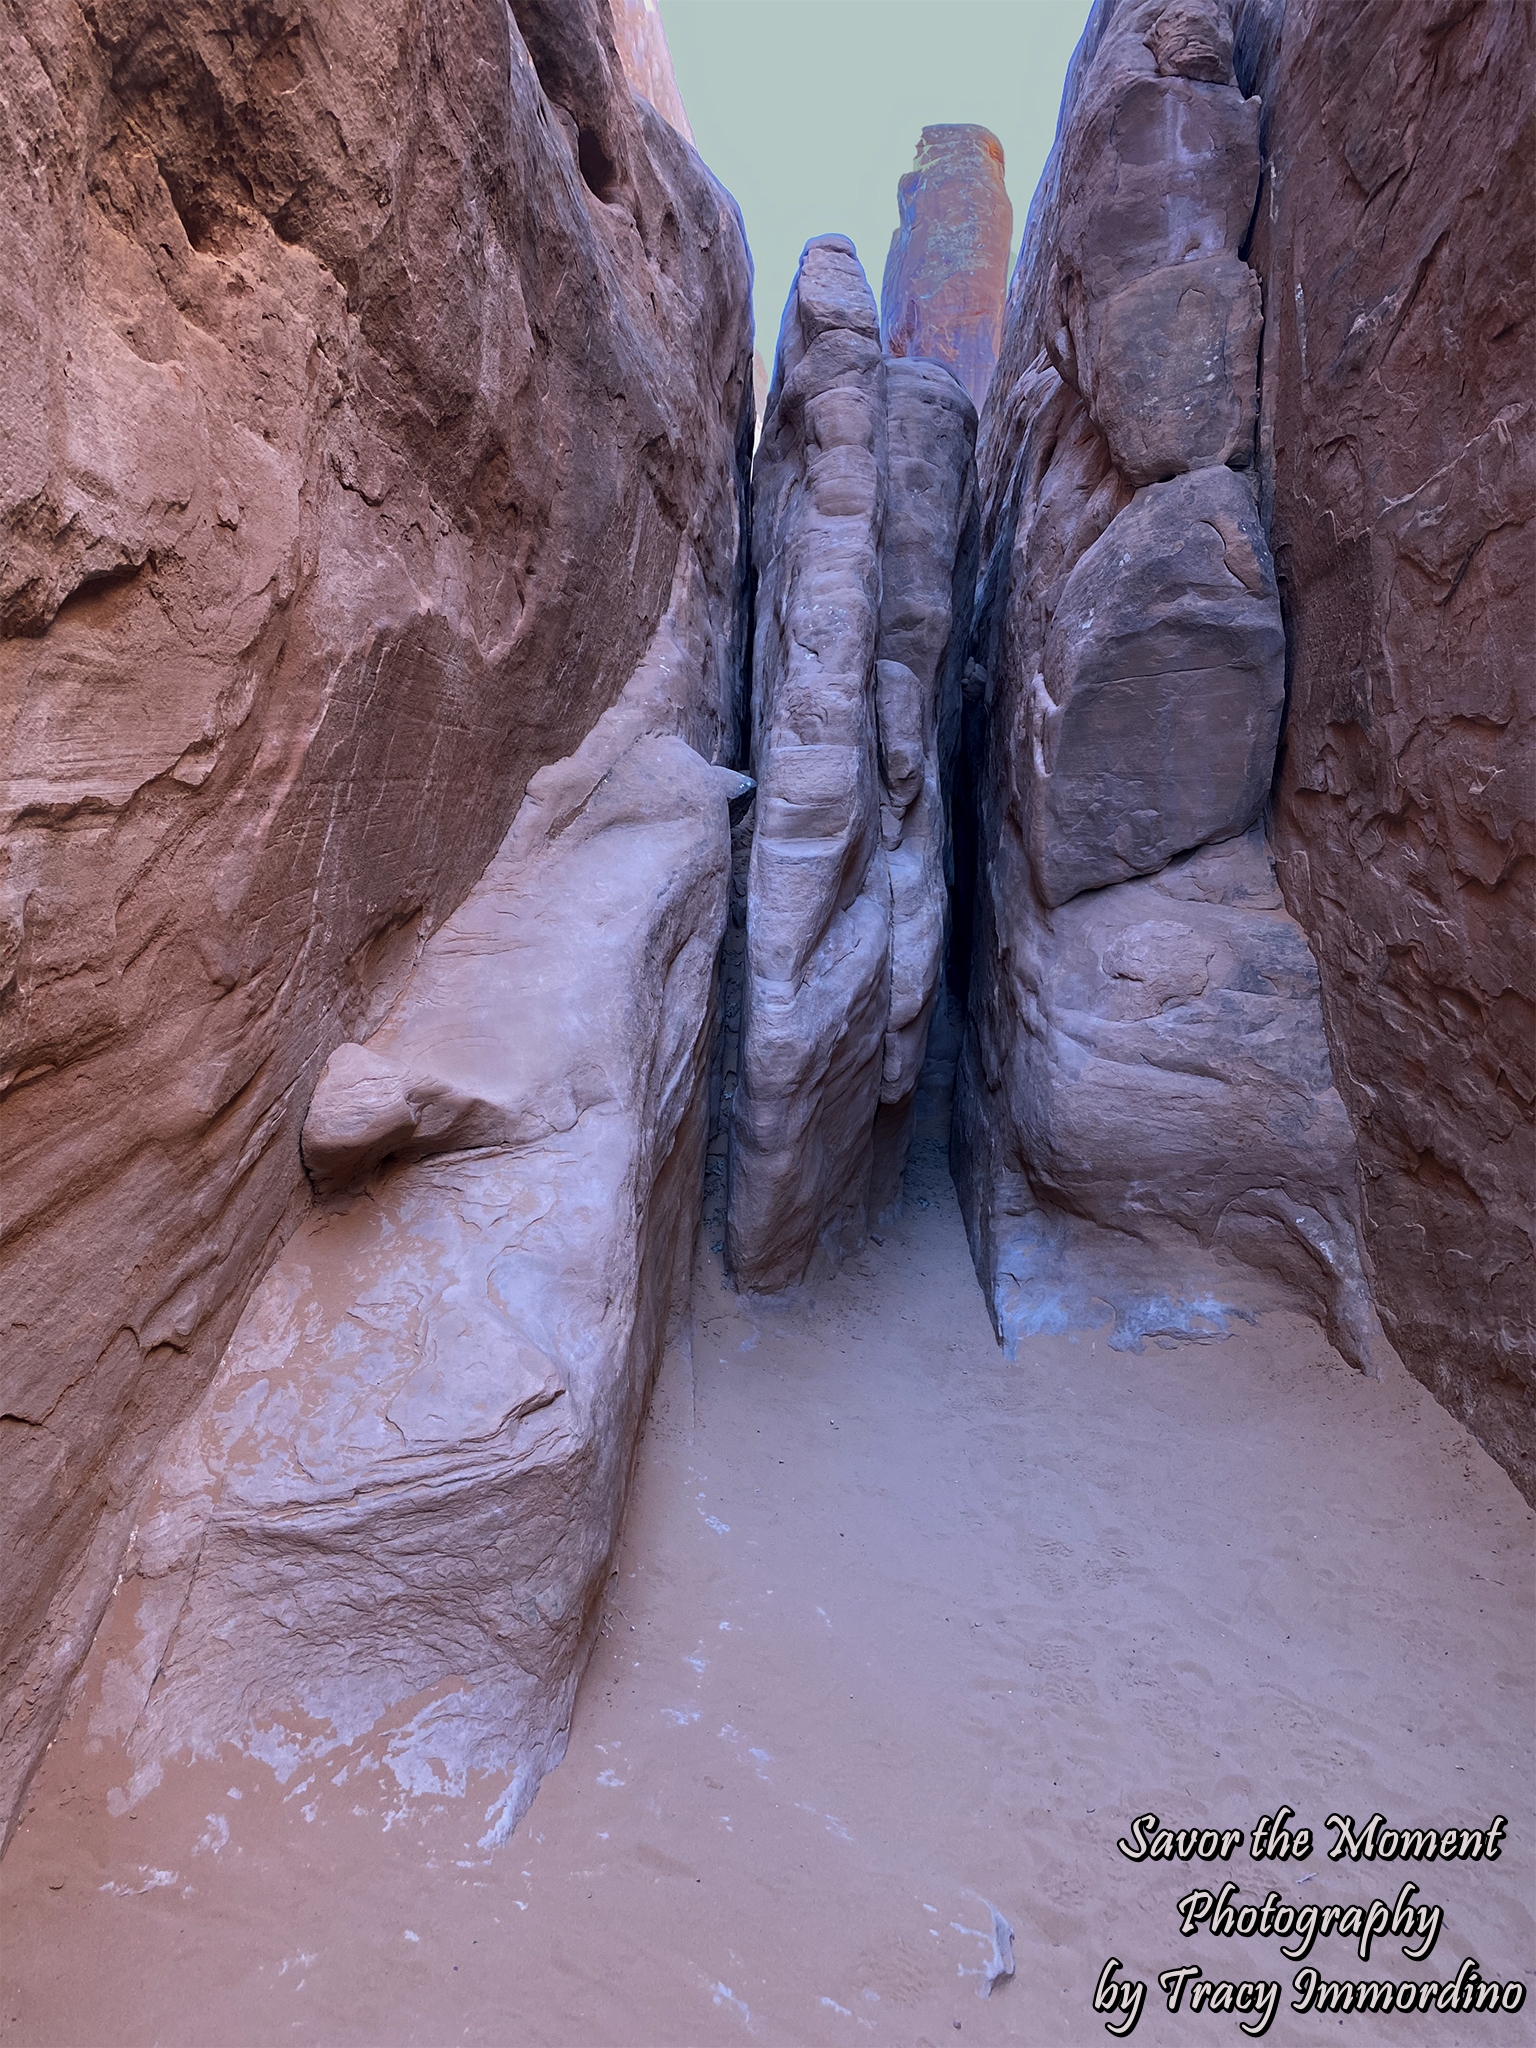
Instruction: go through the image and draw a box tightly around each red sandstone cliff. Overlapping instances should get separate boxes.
[0,0,752,1842]
[2,0,1528,1874]
[1236,0,1535,1496]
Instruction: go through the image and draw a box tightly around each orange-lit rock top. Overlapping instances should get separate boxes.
[609,0,694,141]
[880,125,1012,407]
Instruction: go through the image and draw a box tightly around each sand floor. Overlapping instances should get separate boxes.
[3,1140,1533,2046]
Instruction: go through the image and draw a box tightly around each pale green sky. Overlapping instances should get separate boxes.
[658,0,1095,356]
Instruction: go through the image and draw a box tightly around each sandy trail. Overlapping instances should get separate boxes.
[3,1140,1532,2046]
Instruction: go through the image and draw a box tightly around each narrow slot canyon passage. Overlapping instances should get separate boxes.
[4,1139,1530,2046]
[2,1,1530,2038]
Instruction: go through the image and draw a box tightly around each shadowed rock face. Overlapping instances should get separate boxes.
[954,0,1387,1377]
[1235,0,1535,1498]
[871,358,980,1213]
[881,126,1013,409]
[0,0,752,1843]
[728,239,977,1291]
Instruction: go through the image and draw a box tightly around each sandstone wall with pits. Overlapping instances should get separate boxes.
[1235,0,1535,1497]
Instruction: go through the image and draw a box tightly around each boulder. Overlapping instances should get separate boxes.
[0,0,751,1845]
[880,126,1013,407]
[1053,73,1259,318]
[1078,253,1262,483]
[1037,0,1264,480]
[1030,464,1284,905]
[86,703,744,1846]
[1147,0,1236,82]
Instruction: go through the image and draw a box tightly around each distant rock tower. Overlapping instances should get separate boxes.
[881,125,1012,408]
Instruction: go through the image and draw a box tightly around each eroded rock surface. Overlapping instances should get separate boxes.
[91,681,746,1844]
[728,239,976,1290]
[0,0,752,1842]
[1036,0,1262,484]
[955,0,1385,1375]
[1032,465,1283,905]
[880,126,1013,408]
[1234,0,1535,1498]
[956,831,1383,1370]
[727,240,890,1293]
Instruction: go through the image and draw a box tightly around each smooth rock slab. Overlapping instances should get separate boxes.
[92,722,741,1844]
[1031,464,1284,906]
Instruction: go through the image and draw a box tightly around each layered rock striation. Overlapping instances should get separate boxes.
[1235,0,1535,1498]
[728,238,977,1291]
[954,0,1386,1372]
[0,0,752,1843]
[880,126,1013,409]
